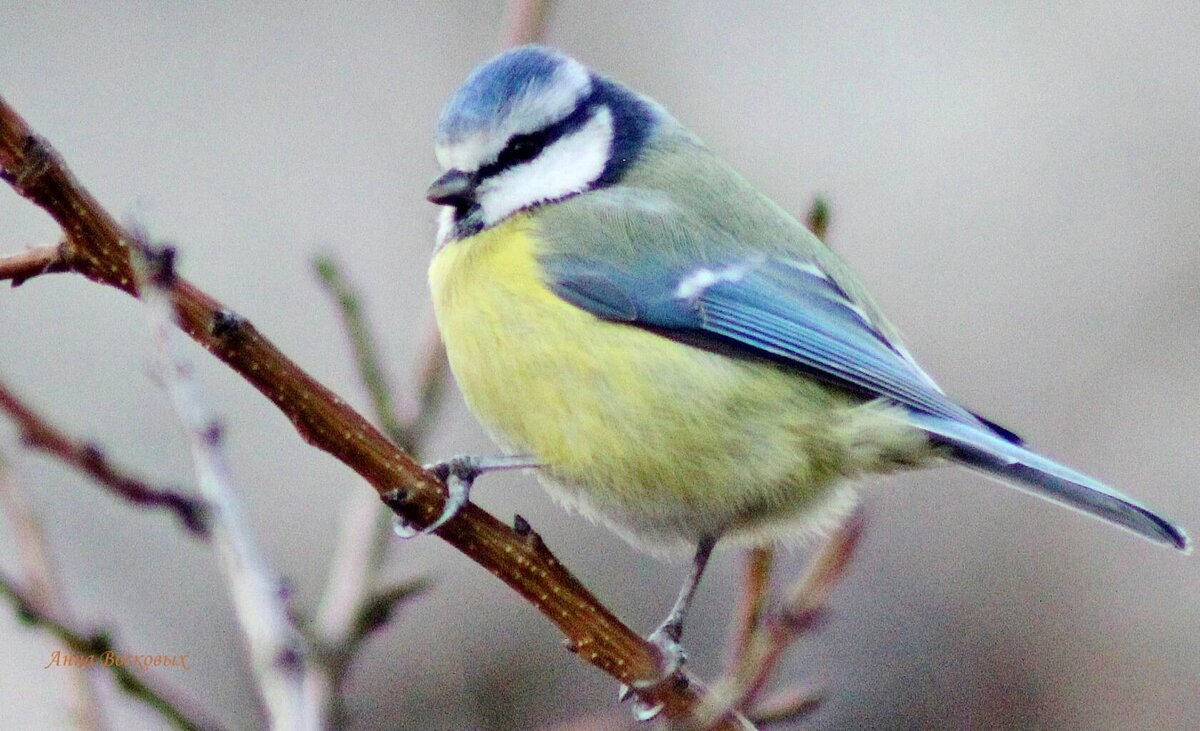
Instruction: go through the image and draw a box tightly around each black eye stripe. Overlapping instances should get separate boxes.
[476,87,605,179]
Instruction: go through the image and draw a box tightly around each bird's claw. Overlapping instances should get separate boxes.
[390,456,479,538]
[616,623,687,722]
[426,454,485,484]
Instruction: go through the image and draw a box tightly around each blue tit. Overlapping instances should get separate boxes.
[417,45,1188,664]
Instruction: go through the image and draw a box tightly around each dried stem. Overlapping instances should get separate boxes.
[0,379,210,536]
[0,457,108,730]
[134,245,314,729]
[0,90,742,726]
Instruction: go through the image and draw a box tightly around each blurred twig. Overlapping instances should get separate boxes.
[0,456,108,730]
[308,1,540,725]
[501,0,553,47]
[310,256,446,726]
[0,379,210,536]
[0,457,218,731]
[312,256,408,449]
[0,572,218,731]
[725,547,774,677]
[0,241,69,286]
[705,506,866,724]
[135,243,314,730]
[805,197,830,241]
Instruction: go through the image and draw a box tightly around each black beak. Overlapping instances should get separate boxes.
[426,169,475,207]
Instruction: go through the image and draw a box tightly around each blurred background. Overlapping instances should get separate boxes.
[2,2,1198,729]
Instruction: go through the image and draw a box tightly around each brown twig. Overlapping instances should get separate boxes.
[709,506,865,722]
[0,242,69,286]
[725,547,774,676]
[0,379,210,536]
[0,457,108,730]
[501,0,554,47]
[0,89,744,731]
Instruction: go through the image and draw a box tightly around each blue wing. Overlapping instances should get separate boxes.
[549,253,988,431]
[544,251,1187,550]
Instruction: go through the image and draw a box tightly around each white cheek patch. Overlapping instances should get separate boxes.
[476,107,614,227]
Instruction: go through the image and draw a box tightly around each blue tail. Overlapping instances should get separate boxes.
[909,413,1189,551]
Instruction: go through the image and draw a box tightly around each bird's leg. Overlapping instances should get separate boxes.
[390,455,539,538]
[620,535,718,710]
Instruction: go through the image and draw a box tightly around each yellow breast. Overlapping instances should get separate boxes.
[428,213,926,549]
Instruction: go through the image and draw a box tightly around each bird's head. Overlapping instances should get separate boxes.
[429,45,661,241]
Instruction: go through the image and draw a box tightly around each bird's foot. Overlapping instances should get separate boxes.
[390,455,538,538]
[389,456,482,538]
[617,619,688,721]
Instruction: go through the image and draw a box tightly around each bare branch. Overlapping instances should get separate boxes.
[712,506,865,720]
[134,243,314,730]
[312,255,409,449]
[347,577,433,649]
[0,79,747,729]
[0,570,217,731]
[501,0,554,47]
[725,547,774,677]
[0,457,108,730]
[0,243,69,286]
[0,379,210,536]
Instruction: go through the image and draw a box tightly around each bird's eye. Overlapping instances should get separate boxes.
[498,133,543,167]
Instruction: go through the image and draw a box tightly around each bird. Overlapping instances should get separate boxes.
[409,44,1189,682]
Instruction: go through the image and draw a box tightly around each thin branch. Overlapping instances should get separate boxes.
[501,0,554,47]
[312,255,409,450]
[308,2,548,720]
[0,570,216,731]
[133,244,314,730]
[0,90,745,731]
[725,547,774,677]
[0,378,210,536]
[310,257,446,729]
[0,242,69,286]
[746,683,823,728]
[712,506,865,720]
[0,457,108,730]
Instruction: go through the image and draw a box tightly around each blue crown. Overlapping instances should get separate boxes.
[436,46,581,144]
